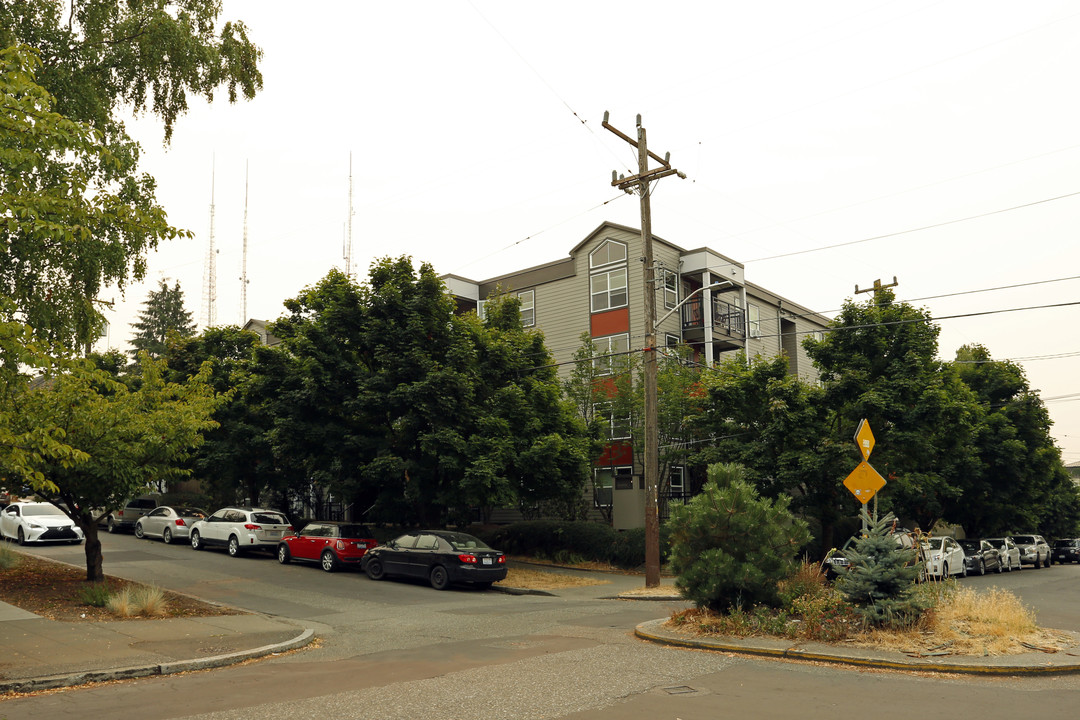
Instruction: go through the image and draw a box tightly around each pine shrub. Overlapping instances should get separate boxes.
[668,463,810,611]
[835,510,927,627]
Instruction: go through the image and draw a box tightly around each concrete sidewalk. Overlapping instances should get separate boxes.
[0,600,312,694]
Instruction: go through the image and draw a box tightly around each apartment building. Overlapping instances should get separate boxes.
[444,221,832,526]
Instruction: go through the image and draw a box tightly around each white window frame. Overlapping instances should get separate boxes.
[593,333,630,375]
[590,267,628,313]
[589,239,627,269]
[748,304,761,338]
[593,465,632,508]
[477,299,487,321]
[593,401,631,440]
[518,290,535,327]
[663,270,678,309]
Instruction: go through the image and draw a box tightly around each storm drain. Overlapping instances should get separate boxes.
[663,686,697,695]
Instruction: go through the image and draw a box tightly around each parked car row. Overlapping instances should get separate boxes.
[121,503,507,591]
[825,531,1070,581]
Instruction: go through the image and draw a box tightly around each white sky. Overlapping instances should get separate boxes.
[100,1,1080,464]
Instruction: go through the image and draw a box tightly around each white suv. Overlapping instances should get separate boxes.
[189,507,292,557]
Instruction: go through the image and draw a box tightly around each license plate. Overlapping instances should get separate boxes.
[482,557,493,566]
[265,530,281,538]
[356,543,367,549]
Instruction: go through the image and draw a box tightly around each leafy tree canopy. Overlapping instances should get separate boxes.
[0,2,263,351]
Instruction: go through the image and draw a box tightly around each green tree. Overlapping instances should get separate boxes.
[669,462,810,611]
[164,325,289,510]
[835,510,925,626]
[0,44,185,350]
[1,2,262,350]
[950,344,1080,536]
[130,279,196,358]
[805,290,981,531]
[13,354,221,581]
[692,354,852,555]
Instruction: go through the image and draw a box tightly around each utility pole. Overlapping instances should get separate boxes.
[240,161,249,323]
[855,276,898,300]
[603,111,685,588]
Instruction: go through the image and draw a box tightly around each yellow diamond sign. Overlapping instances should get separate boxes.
[843,460,886,504]
[854,419,875,461]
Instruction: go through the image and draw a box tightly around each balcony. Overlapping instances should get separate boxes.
[680,295,745,349]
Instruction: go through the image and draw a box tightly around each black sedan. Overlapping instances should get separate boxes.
[361,530,507,590]
[958,539,1003,575]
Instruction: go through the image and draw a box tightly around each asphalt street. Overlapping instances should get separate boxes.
[4,533,1080,719]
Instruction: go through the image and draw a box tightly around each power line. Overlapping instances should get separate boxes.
[745,190,1080,263]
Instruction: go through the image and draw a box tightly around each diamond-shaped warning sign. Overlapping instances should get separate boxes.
[843,460,886,504]
[854,419,875,461]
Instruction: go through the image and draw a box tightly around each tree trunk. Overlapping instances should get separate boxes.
[81,521,104,582]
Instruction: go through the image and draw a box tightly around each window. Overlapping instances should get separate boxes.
[518,290,535,327]
[748,304,761,338]
[590,267,628,312]
[594,402,631,440]
[663,270,678,309]
[811,330,825,343]
[593,465,631,508]
[593,333,629,374]
[477,299,487,321]
[668,466,685,496]
[589,239,627,268]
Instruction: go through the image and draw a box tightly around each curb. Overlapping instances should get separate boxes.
[634,620,1080,677]
[491,585,556,597]
[0,628,315,694]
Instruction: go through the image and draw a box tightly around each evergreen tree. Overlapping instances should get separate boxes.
[129,280,196,358]
[669,463,810,611]
[836,510,925,627]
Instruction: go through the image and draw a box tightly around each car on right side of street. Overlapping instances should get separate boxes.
[189,507,293,557]
[1010,534,1052,568]
[105,495,161,534]
[920,536,967,580]
[134,506,208,544]
[277,520,378,572]
[982,537,1022,571]
[1053,538,1080,564]
[958,538,1003,576]
[361,530,507,590]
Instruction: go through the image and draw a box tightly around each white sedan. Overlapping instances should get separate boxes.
[0,502,84,545]
[920,536,966,580]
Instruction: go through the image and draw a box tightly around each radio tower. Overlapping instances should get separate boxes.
[239,161,250,323]
[201,159,218,329]
[343,153,354,277]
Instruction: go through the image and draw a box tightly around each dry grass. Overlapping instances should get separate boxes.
[497,567,611,590]
[852,585,1071,656]
[106,584,170,617]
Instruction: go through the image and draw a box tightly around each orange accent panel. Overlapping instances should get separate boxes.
[591,308,630,337]
[596,442,633,466]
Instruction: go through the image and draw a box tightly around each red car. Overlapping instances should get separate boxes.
[277,521,378,572]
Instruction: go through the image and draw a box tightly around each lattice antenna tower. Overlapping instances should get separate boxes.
[239,161,250,323]
[201,158,218,329]
[343,152,354,277]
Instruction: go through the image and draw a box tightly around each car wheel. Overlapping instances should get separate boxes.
[430,565,450,591]
[978,559,985,576]
[134,522,145,539]
[1034,556,1041,569]
[17,527,26,545]
[162,527,173,544]
[227,535,242,557]
[365,558,385,580]
[1015,558,1021,571]
[321,550,338,573]
[995,558,1003,574]
[959,561,967,578]
[107,517,116,534]
[278,544,291,564]
[191,530,204,550]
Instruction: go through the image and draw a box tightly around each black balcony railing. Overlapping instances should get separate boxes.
[681,295,745,336]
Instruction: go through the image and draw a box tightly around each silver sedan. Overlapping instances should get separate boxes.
[134,506,207,544]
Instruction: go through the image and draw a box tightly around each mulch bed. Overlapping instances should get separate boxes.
[0,550,240,622]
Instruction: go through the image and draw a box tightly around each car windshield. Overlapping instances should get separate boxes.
[252,512,288,525]
[1054,540,1075,547]
[920,538,945,551]
[441,533,493,551]
[1012,536,1036,544]
[22,504,65,516]
[958,541,980,552]
[175,507,206,518]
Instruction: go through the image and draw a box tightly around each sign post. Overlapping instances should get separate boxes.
[844,419,886,533]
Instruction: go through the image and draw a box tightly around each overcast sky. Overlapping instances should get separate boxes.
[102,1,1080,464]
